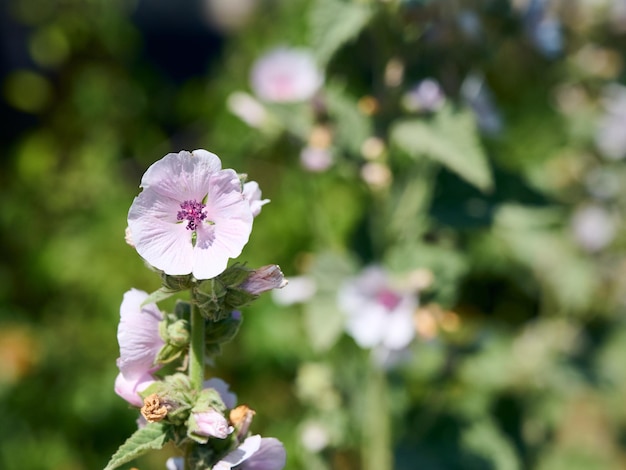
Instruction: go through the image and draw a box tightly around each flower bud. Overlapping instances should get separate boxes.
[239,265,288,295]
[190,409,233,439]
[166,319,190,347]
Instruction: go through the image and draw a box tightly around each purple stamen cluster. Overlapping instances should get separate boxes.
[177,200,207,231]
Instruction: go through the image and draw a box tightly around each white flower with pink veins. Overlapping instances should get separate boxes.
[338,266,417,350]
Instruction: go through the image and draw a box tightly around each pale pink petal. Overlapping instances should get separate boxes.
[140,150,222,201]
[345,305,388,348]
[117,289,165,377]
[130,216,195,275]
[203,378,237,409]
[215,435,262,470]
[243,181,270,217]
[114,371,155,407]
[240,438,287,470]
[382,298,417,350]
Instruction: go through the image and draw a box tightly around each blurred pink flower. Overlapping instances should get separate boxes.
[227,91,269,128]
[403,78,445,112]
[243,181,270,217]
[338,266,417,350]
[251,47,323,103]
[190,409,233,439]
[127,150,255,280]
[214,435,286,470]
[571,205,616,252]
[299,146,333,172]
[272,275,317,306]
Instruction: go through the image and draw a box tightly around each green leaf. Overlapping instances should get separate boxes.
[309,0,372,66]
[141,286,178,306]
[325,82,373,154]
[391,106,493,191]
[104,422,169,470]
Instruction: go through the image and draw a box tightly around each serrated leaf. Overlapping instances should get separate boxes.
[141,286,178,306]
[391,106,493,191]
[309,0,372,66]
[104,422,169,470]
[325,82,372,154]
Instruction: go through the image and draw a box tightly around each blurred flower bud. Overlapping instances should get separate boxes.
[300,146,334,172]
[227,91,270,128]
[402,79,445,113]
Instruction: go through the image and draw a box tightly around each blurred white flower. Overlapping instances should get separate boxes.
[300,421,330,452]
[227,91,269,128]
[338,266,417,350]
[250,47,323,103]
[272,276,317,305]
[571,205,616,252]
[595,84,626,160]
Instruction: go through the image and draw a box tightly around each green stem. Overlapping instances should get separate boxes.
[362,360,392,470]
[189,299,205,392]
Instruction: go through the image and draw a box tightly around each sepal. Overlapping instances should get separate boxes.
[205,311,242,345]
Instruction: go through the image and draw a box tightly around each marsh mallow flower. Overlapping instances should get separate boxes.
[115,289,164,406]
[128,150,258,279]
[338,266,417,350]
[242,181,270,217]
[251,47,323,103]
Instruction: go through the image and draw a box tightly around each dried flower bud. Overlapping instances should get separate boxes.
[230,404,256,438]
[141,393,169,423]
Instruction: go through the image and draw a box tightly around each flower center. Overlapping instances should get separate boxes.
[177,200,207,231]
[376,289,402,312]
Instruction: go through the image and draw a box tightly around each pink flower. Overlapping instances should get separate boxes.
[242,181,270,217]
[190,409,233,439]
[127,150,255,280]
[299,146,333,173]
[338,266,417,350]
[114,289,164,406]
[116,289,165,378]
[114,371,155,407]
[214,435,286,470]
[250,47,323,103]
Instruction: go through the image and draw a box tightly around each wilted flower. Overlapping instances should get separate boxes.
[250,47,323,103]
[239,265,287,295]
[115,289,164,406]
[127,150,256,280]
[190,409,233,439]
[214,434,287,470]
[338,266,417,350]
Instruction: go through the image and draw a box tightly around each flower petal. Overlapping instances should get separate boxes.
[117,289,165,377]
[114,371,155,407]
[203,378,237,409]
[240,438,287,470]
[140,150,222,201]
[215,435,262,470]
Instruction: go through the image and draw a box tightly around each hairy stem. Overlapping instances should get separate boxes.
[189,299,205,392]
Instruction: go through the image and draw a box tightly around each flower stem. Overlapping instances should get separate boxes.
[362,360,392,470]
[189,299,205,392]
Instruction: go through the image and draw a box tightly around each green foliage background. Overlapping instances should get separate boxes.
[2,0,626,468]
